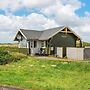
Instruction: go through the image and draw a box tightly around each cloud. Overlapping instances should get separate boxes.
[23,0,56,8]
[40,0,90,42]
[0,0,56,13]
[0,13,58,42]
[0,32,14,43]
[41,0,84,26]
[0,0,90,43]
[43,19,58,29]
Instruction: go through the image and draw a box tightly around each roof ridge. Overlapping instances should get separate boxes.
[20,29,43,32]
[42,26,65,31]
[20,26,65,32]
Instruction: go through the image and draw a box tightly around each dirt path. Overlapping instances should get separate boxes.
[34,56,90,62]
[35,56,60,60]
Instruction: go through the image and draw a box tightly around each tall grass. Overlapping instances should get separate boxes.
[0,57,90,90]
[0,46,89,90]
[0,46,19,53]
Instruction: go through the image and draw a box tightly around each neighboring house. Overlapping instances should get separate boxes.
[14,26,82,57]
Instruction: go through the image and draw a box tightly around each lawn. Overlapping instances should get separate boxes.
[0,56,90,90]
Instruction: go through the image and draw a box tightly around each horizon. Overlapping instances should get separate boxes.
[0,0,90,43]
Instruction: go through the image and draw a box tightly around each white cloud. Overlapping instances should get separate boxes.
[43,19,58,29]
[0,0,22,12]
[23,0,56,8]
[41,0,84,27]
[0,0,90,43]
[40,0,90,42]
[85,12,90,17]
[0,0,56,13]
[0,32,14,43]
[0,13,58,42]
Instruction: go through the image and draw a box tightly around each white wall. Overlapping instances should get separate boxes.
[31,48,40,55]
[30,40,47,55]
[30,40,41,55]
[56,47,63,58]
[67,47,84,60]
[37,40,41,48]
[19,40,47,55]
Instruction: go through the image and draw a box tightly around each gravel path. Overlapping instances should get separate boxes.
[34,56,62,60]
[34,56,90,62]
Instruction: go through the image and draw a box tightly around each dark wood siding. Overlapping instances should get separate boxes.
[49,32,77,57]
[50,32,77,47]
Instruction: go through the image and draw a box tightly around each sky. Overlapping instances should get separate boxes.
[0,0,90,43]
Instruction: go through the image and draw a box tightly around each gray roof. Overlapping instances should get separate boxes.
[20,29,43,40]
[15,26,80,40]
[39,26,64,40]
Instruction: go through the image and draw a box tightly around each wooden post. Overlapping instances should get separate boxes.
[80,40,82,47]
[65,27,67,34]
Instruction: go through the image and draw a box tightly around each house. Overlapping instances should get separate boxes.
[14,26,82,57]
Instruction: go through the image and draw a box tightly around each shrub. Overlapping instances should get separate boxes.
[0,50,12,65]
[0,50,27,65]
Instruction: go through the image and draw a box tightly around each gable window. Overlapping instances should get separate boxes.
[34,41,37,48]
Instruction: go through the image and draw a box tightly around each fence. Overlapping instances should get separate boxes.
[56,47,63,58]
[67,47,84,60]
[84,48,90,59]
[67,47,90,60]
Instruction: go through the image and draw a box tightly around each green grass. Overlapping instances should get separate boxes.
[0,46,19,53]
[0,57,90,90]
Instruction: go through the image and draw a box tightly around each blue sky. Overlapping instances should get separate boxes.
[76,0,90,16]
[0,0,90,43]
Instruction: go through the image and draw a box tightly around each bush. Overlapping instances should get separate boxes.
[0,50,12,65]
[0,50,27,65]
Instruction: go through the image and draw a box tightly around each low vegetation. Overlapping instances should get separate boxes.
[0,46,27,65]
[0,57,89,90]
[83,42,90,47]
[0,45,90,90]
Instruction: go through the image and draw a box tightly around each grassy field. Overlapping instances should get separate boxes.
[0,56,90,90]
